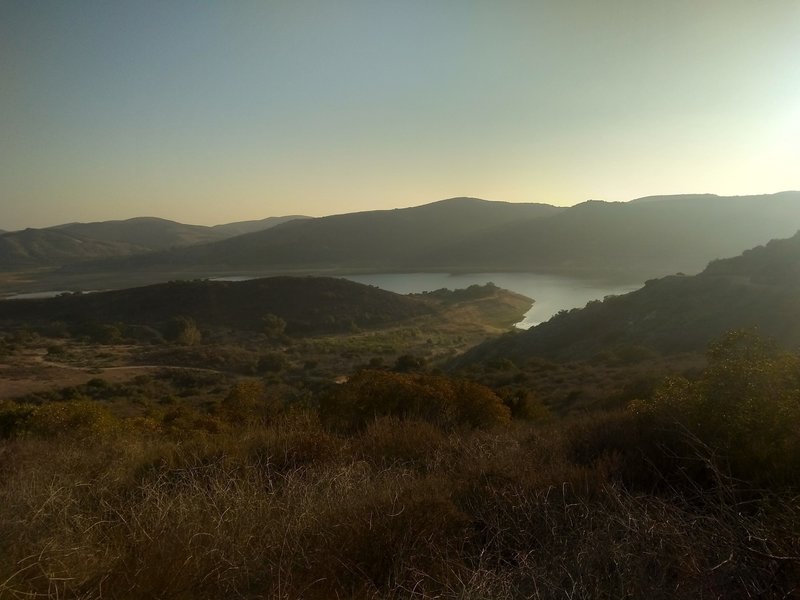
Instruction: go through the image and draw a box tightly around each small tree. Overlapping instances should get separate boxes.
[163,316,202,345]
[262,313,287,338]
[220,380,282,425]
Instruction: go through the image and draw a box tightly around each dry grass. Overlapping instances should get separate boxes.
[1,410,798,599]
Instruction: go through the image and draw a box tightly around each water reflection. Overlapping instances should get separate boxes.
[342,272,641,328]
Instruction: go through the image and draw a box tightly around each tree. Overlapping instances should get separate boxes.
[262,313,287,338]
[163,316,202,345]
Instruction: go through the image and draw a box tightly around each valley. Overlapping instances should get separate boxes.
[3,219,800,598]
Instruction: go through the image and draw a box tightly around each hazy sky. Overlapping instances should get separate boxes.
[2,1,799,229]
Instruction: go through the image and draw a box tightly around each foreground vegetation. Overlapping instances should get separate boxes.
[1,330,799,599]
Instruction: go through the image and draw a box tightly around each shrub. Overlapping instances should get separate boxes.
[219,380,283,425]
[0,401,36,438]
[353,417,447,470]
[256,351,286,373]
[321,370,510,431]
[162,316,202,345]
[630,330,800,487]
[26,400,120,438]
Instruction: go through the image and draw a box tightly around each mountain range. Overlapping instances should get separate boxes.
[57,192,800,282]
[3,193,800,288]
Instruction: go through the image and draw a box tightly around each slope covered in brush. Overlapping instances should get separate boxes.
[461,231,800,362]
[0,277,433,336]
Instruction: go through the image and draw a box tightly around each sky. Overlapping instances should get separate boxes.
[1,1,799,230]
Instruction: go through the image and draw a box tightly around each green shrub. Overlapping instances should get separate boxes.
[630,330,800,487]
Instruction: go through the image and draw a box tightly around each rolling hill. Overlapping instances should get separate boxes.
[0,215,307,271]
[58,192,800,283]
[459,230,800,363]
[60,198,564,272]
[434,192,800,278]
[51,217,226,250]
[0,277,434,336]
[0,228,147,269]
[210,215,310,237]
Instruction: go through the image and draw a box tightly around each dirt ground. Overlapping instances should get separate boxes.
[0,345,226,399]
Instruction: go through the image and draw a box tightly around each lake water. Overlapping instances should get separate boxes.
[3,290,73,300]
[342,273,641,329]
[1,273,642,329]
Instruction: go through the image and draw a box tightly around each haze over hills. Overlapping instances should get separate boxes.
[57,191,800,283]
[0,228,148,269]
[435,192,800,278]
[61,197,562,273]
[209,215,310,237]
[51,217,231,250]
[0,215,308,270]
[4,192,800,288]
[461,230,800,363]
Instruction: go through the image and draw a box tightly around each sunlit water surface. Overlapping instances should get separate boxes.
[342,272,641,329]
[2,273,641,329]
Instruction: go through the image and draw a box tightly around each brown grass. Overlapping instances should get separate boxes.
[1,409,798,599]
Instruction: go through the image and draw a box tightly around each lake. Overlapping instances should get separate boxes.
[3,290,74,300]
[341,272,641,329]
[1,273,642,328]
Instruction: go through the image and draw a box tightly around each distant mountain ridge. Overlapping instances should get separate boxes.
[434,192,800,278]
[59,191,800,282]
[65,197,562,272]
[459,230,800,363]
[5,192,800,284]
[0,215,308,270]
[209,215,309,237]
[52,217,224,250]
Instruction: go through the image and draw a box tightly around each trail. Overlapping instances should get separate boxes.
[0,355,233,399]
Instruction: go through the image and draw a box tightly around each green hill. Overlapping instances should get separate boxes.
[461,230,800,362]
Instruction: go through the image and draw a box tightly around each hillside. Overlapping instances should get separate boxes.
[52,217,226,250]
[210,215,310,237]
[461,231,800,363]
[57,192,800,282]
[434,191,800,278]
[63,197,562,272]
[0,215,307,271]
[0,277,436,336]
[0,229,147,269]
